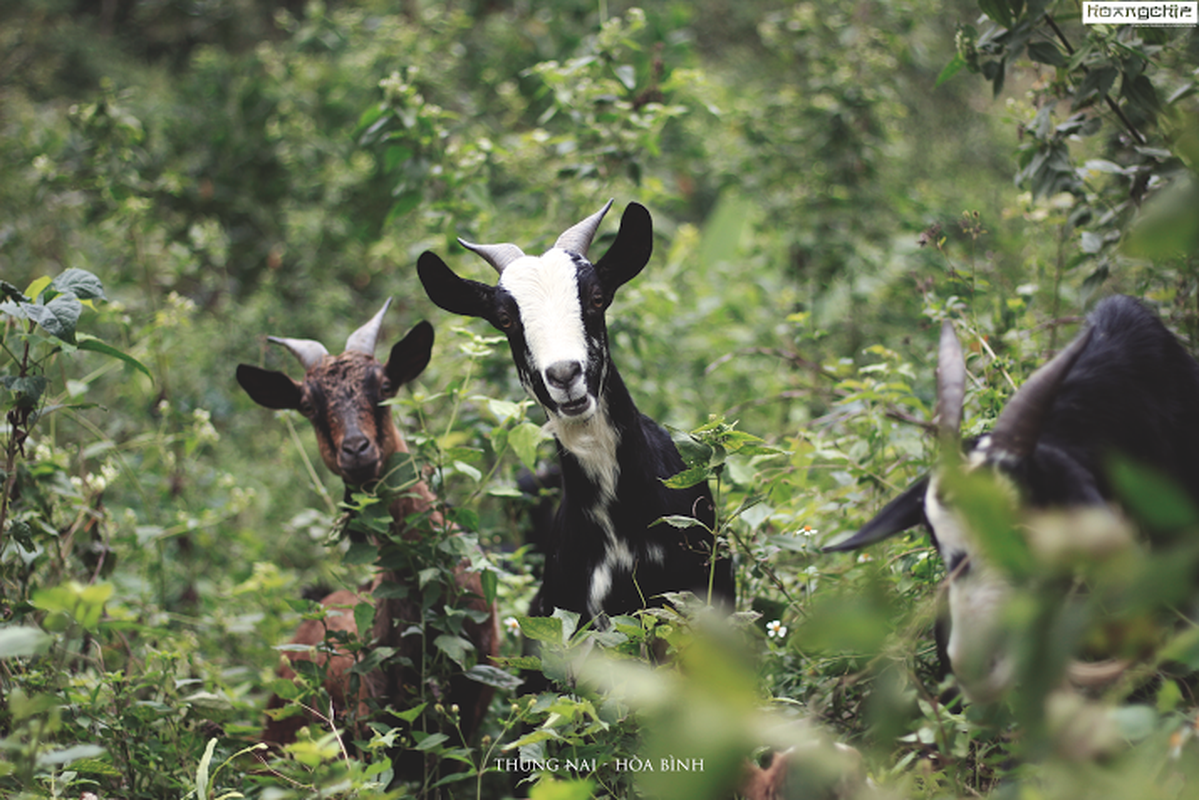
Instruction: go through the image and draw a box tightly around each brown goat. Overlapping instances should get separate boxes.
[236,301,500,754]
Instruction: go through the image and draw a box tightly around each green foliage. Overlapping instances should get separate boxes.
[3,1,1199,798]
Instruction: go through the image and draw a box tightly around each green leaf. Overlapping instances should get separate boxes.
[0,626,54,658]
[480,568,498,606]
[393,702,428,723]
[1109,456,1199,531]
[197,738,217,800]
[26,295,82,341]
[661,464,710,490]
[434,633,474,668]
[613,64,636,91]
[1027,41,1065,67]
[51,268,106,301]
[1,375,48,408]
[518,615,564,644]
[652,514,704,530]
[414,732,449,751]
[464,664,524,690]
[510,421,551,470]
[978,0,1013,27]
[935,53,967,87]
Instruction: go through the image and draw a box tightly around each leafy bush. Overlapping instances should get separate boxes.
[3,1,1199,798]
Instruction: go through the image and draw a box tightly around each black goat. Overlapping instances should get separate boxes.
[418,201,735,625]
[825,295,1199,700]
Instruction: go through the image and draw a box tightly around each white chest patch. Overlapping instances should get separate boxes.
[499,250,588,377]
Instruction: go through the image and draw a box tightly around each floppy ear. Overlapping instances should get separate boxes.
[823,475,930,552]
[594,202,653,297]
[236,364,303,410]
[385,320,434,392]
[418,251,497,320]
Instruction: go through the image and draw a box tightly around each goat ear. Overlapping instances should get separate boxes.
[418,251,497,321]
[823,475,929,552]
[385,320,435,391]
[594,202,653,296]
[236,364,303,410]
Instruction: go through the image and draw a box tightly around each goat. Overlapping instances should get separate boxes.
[824,294,1199,701]
[417,201,734,626]
[236,301,500,751]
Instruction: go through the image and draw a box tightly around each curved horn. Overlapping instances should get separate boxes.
[935,320,966,441]
[989,325,1095,460]
[553,199,614,257]
[267,336,329,371]
[458,240,526,274]
[345,298,392,355]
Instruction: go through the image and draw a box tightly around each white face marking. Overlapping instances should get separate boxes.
[925,471,1016,703]
[499,249,594,417]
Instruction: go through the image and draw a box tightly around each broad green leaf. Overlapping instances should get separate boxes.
[518,615,564,644]
[414,732,450,751]
[393,702,428,723]
[0,626,53,658]
[480,568,498,605]
[510,421,551,470]
[661,464,710,490]
[24,276,52,302]
[434,633,474,668]
[51,268,106,301]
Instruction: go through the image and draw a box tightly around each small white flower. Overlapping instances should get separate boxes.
[857,552,874,564]
[504,616,520,636]
[797,524,819,538]
[766,620,787,639]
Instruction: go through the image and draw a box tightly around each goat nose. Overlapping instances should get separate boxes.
[341,433,372,459]
[545,360,582,390]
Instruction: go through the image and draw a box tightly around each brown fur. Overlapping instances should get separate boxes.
[238,323,500,750]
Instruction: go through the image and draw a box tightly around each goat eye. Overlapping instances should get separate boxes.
[298,400,315,417]
[497,312,513,330]
[591,292,605,310]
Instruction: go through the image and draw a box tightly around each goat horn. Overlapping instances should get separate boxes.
[989,325,1095,460]
[553,199,614,257]
[935,320,966,442]
[267,336,329,371]
[458,240,526,274]
[345,298,392,355]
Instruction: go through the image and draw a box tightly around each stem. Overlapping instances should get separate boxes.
[1043,13,1146,145]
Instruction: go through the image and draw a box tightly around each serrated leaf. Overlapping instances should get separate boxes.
[518,615,563,644]
[661,464,710,489]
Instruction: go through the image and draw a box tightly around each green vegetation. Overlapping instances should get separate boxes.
[3,0,1199,797]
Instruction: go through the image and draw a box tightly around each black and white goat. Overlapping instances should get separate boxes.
[418,201,735,624]
[825,295,1199,701]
